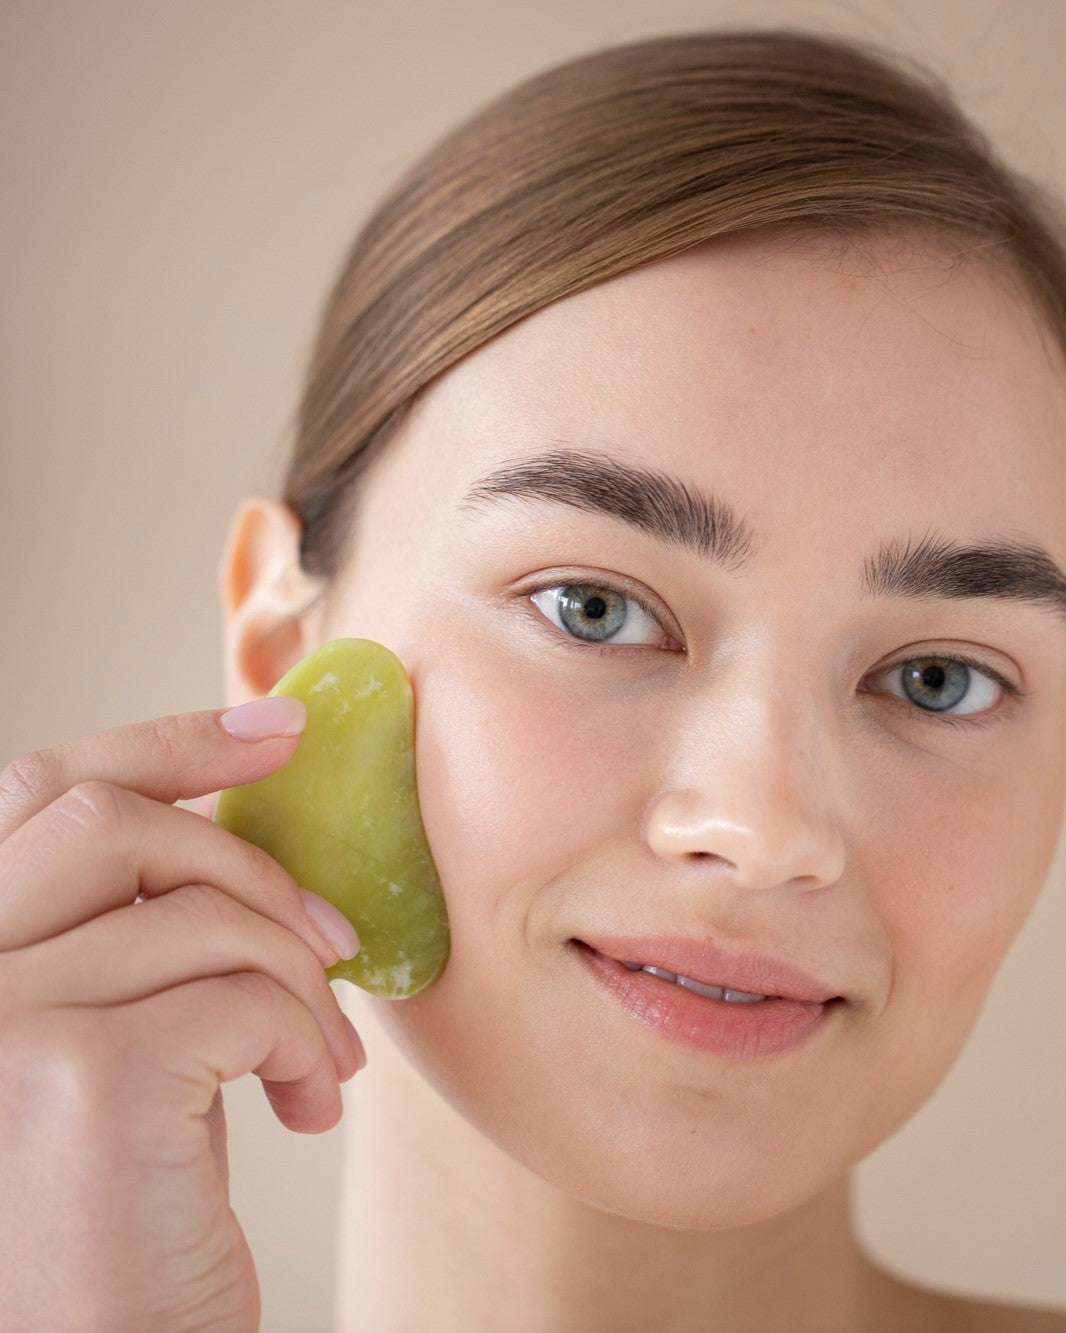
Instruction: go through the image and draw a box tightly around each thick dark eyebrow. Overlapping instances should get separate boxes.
[458,447,1066,626]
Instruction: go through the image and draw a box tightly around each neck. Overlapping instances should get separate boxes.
[334,1010,902,1333]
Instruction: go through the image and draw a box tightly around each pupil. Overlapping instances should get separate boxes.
[923,665,946,688]
[584,596,607,620]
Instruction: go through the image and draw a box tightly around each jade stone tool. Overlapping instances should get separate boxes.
[213,638,450,998]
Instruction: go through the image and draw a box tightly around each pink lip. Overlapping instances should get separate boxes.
[572,941,843,1061]
[576,933,842,1003]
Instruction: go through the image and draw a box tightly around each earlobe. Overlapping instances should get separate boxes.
[219,496,326,704]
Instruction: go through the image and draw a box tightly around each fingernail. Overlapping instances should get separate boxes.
[219,696,306,741]
[299,888,361,961]
[343,1016,367,1071]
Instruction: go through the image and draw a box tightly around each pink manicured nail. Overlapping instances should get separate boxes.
[219,696,307,741]
[299,888,361,961]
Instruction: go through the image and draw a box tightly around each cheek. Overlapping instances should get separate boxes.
[411,643,652,927]
[864,739,1065,1020]
[826,751,1066,1169]
[385,633,671,1108]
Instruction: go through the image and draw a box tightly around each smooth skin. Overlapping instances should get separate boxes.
[1,227,1063,1332]
[223,230,1066,1331]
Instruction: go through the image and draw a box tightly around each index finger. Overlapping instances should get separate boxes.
[0,699,306,844]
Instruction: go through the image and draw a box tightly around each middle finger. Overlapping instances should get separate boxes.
[5,886,358,1081]
[0,780,350,964]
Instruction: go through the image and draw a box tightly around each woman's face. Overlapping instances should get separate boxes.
[312,232,1066,1226]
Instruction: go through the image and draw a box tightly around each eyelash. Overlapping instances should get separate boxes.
[523,577,1026,732]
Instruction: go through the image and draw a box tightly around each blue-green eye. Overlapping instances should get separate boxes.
[880,656,1006,719]
[530,583,667,646]
[524,585,1018,728]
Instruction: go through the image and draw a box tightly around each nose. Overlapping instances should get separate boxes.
[642,677,846,894]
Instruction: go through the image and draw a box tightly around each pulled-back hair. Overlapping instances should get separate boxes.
[284,28,1066,580]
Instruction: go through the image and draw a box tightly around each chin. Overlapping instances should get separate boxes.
[513,1122,842,1231]
[433,1052,847,1232]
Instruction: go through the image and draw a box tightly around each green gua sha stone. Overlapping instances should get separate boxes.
[213,638,449,998]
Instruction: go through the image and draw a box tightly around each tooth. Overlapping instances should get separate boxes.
[619,962,766,1003]
[675,974,725,1000]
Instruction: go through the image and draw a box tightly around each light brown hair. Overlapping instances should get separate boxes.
[283,27,1066,580]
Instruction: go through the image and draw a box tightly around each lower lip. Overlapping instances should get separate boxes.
[572,941,841,1060]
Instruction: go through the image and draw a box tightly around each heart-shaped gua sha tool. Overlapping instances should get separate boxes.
[214,638,449,997]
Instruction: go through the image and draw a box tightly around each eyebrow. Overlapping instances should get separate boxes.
[457,447,1066,626]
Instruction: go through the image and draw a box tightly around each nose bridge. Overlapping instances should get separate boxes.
[642,647,846,891]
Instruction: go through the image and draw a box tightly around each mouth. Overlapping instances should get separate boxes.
[569,936,844,1005]
[569,940,845,1060]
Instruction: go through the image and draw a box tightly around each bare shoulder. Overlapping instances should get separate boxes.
[934,1291,1066,1332]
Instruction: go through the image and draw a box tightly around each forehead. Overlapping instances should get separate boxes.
[407,232,1066,560]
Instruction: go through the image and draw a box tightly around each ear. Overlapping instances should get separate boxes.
[218,497,327,705]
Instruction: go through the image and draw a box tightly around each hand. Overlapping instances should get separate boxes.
[0,699,365,1332]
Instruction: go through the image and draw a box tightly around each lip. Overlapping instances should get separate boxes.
[575,933,842,1003]
[572,940,843,1061]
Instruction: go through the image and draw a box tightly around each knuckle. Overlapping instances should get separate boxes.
[212,822,303,916]
[225,968,281,1015]
[241,839,300,902]
[0,749,59,819]
[143,714,185,771]
[164,881,239,933]
[58,779,126,832]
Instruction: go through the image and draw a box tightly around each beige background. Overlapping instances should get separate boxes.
[3,2,1065,1328]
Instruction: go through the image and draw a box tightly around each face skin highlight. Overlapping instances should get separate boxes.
[225,230,1066,1331]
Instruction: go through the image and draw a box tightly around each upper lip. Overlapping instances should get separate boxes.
[576,934,842,1003]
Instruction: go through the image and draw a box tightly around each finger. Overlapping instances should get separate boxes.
[9,885,361,1082]
[116,971,356,1134]
[0,781,353,965]
[0,699,306,844]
